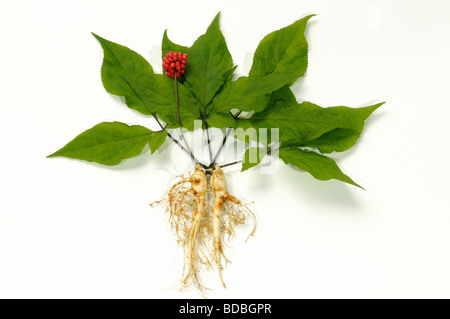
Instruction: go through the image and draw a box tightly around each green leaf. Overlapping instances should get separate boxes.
[185,12,234,109]
[267,86,297,106]
[302,128,364,153]
[208,86,296,130]
[278,148,362,188]
[148,130,167,154]
[92,33,154,116]
[281,102,383,153]
[161,29,189,59]
[207,111,238,128]
[242,147,265,172]
[300,103,383,153]
[247,100,331,143]
[206,13,314,123]
[151,74,203,131]
[47,122,153,166]
[92,33,202,130]
[249,14,314,83]
[248,98,383,145]
[208,75,295,118]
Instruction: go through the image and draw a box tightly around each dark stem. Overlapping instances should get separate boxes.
[202,98,213,165]
[219,146,279,169]
[229,110,242,119]
[152,114,201,164]
[266,147,279,155]
[205,123,213,164]
[212,128,232,163]
[220,159,242,168]
[174,70,195,161]
[174,71,181,126]
[216,110,243,168]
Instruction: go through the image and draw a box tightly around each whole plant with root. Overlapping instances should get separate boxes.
[48,13,383,293]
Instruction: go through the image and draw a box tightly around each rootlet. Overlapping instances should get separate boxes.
[179,303,271,315]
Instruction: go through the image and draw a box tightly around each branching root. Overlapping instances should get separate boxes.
[151,164,255,292]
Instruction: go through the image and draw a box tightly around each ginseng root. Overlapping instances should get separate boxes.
[151,164,255,292]
[182,164,208,288]
[151,164,210,291]
[210,164,256,288]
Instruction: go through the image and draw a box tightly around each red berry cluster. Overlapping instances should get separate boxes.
[163,51,188,79]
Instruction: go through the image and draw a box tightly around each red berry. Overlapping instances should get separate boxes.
[163,52,187,78]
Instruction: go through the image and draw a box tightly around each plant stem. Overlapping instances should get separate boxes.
[174,71,181,127]
[204,123,213,164]
[220,159,242,168]
[202,95,213,165]
[212,110,242,164]
[229,110,242,119]
[219,146,280,169]
[212,128,232,163]
[152,114,201,164]
[215,110,242,168]
[174,70,195,161]
[266,146,280,155]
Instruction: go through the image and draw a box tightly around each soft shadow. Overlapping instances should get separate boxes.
[364,106,386,126]
[148,45,163,72]
[290,77,306,101]
[333,101,386,161]
[282,164,360,209]
[49,152,151,171]
[106,93,126,105]
[104,93,157,124]
[84,140,172,172]
[242,51,253,75]
[240,158,362,212]
[104,147,153,171]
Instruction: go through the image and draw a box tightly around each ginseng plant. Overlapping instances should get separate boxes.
[48,13,383,293]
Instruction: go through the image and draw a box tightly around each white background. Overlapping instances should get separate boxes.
[1,0,450,298]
